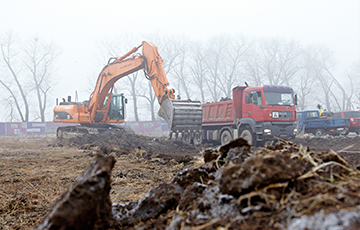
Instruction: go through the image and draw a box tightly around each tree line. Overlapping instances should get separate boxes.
[0,32,60,122]
[1,32,359,122]
[95,34,360,121]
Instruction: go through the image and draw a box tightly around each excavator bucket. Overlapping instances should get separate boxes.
[158,98,203,132]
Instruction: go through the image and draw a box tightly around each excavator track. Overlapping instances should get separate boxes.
[56,124,126,139]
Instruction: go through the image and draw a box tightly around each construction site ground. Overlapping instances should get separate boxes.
[0,132,360,229]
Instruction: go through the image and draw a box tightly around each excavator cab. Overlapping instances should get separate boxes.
[106,93,127,121]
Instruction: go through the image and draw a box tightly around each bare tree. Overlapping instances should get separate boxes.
[311,45,346,112]
[204,36,228,101]
[245,45,263,86]
[137,81,157,121]
[277,40,302,86]
[0,32,30,122]
[169,38,193,99]
[22,36,60,122]
[189,42,208,103]
[247,38,301,86]
[256,38,282,85]
[217,34,251,98]
[344,74,355,110]
[0,33,59,122]
[293,45,318,110]
[127,72,141,121]
[3,98,16,122]
[346,61,360,109]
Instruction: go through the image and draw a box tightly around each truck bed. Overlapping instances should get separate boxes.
[202,100,234,126]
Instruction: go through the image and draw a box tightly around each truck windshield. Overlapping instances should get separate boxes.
[343,111,360,118]
[264,92,294,106]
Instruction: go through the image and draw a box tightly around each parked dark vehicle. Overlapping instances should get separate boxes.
[297,110,350,137]
[334,110,360,135]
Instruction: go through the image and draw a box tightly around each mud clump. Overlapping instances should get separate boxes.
[219,153,304,196]
[113,184,183,227]
[37,137,360,229]
[35,152,115,230]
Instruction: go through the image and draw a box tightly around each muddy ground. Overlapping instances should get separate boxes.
[0,132,359,229]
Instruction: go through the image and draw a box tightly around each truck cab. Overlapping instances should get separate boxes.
[238,85,297,144]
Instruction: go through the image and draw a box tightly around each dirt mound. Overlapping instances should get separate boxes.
[111,139,360,229]
[57,131,201,164]
[292,135,360,152]
[292,136,360,167]
[36,138,360,229]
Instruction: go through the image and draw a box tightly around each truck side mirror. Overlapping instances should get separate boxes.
[294,94,298,106]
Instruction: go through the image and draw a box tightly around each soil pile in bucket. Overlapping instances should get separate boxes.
[37,137,360,229]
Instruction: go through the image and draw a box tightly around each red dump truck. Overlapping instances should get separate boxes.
[195,85,298,146]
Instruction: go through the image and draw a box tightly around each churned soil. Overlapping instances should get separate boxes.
[0,133,201,229]
[291,135,360,167]
[1,132,360,229]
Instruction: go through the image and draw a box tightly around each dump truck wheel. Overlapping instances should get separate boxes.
[239,129,254,146]
[193,133,202,145]
[340,130,349,135]
[315,129,324,137]
[220,130,232,145]
[56,128,63,139]
[182,131,192,144]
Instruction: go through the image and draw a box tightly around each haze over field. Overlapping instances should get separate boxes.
[0,0,359,121]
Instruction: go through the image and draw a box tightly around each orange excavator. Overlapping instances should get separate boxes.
[53,41,202,139]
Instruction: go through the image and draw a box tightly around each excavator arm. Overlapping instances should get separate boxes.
[86,41,201,131]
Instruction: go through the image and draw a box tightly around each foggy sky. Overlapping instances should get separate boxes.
[0,0,359,120]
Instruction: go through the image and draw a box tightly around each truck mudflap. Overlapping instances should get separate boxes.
[158,98,203,131]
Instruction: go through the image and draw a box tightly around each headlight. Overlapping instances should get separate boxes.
[294,128,298,134]
[264,129,271,135]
